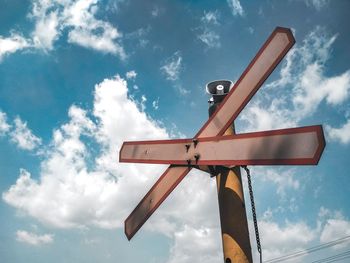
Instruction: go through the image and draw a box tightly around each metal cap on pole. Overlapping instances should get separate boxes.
[206,80,233,117]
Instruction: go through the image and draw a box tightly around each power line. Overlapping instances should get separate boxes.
[323,255,350,263]
[310,250,350,263]
[264,235,350,263]
[264,236,350,263]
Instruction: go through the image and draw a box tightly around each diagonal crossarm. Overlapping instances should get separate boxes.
[124,27,295,240]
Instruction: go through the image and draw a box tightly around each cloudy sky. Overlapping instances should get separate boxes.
[1,0,350,262]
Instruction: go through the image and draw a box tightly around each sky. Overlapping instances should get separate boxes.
[0,0,350,262]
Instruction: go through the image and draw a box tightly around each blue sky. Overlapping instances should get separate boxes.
[0,0,350,262]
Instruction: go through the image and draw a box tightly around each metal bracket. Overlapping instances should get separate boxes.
[208,165,218,177]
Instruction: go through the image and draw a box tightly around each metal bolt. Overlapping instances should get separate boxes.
[194,154,200,163]
[192,139,198,148]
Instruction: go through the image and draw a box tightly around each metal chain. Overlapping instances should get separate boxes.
[242,165,262,263]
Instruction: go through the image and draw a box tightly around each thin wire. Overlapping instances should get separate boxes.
[241,165,262,263]
[318,255,350,263]
[323,255,350,263]
[264,235,350,263]
[310,250,350,263]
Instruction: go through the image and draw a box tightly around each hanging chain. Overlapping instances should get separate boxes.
[241,165,262,263]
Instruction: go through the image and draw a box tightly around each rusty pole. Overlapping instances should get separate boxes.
[207,80,252,263]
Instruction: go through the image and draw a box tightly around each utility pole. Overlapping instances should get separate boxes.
[207,80,252,263]
[121,27,325,263]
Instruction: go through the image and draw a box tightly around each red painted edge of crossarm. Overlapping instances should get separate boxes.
[120,125,321,148]
[122,138,193,145]
[196,158,316,166]
[204,125,321,141]
[121,159,184,165]
[119,142,125,163]
[313,125,326,165]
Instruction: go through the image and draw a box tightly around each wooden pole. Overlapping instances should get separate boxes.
[215,126,252,263]
[207,87,252,263]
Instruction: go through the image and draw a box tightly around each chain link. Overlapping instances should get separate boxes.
[242,165,262,263]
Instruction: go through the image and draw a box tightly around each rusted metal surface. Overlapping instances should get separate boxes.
[120,125,325,166]
[123,27,296,241]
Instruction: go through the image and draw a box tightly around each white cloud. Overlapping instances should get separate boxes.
[176,85,190,96]
[260,168,300,197]
[259,220,316,260]
[318,208,350,250]
[201,11,220,25]
[239,27,350,133]
[247,27,254,34]
[239,98,297,132]
[10,117,41,151]
[161,51,183,81]
[326,119,350,144]
[197,11,221,49]
[32,10,60,50]
[167,225,221,263]
[105,0,126,14]
[293,64,350,116]
[92,76,167,144]
[124,26,151,49]
[151,6,160,17]
[152,98,159,110]
[305,0,329,10]
[227,0,244,16]
[0,111,41,151]
[320,219,350,250]
[0,33,31,61]
[16,230,53,246]
[273,27,350,118]
[318,206,332,218]
[249,208,350,262]
[139,95,147,111]
[0,111,11,136]
[198,30,220,49]
[67,23,124,57]
[0,0,126,61]
[126,70,137,80]
[3,75,168,229]
[62,0,125,57]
